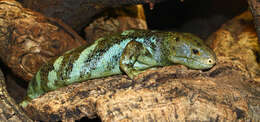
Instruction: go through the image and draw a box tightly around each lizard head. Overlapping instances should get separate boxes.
[167,32,216,70]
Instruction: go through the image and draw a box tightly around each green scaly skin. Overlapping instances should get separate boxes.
[20,29,216,107]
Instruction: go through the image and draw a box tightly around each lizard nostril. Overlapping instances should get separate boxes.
[208,59,213,64]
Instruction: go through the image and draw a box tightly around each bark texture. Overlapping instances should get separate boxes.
[23,0,163,32]
[0,0,86,82]
[22,11,260,122]
[248,0,260,43]
[0,67,32,121]
[207,10,260,79]
[23,59,260,122]
[84,5,147,43]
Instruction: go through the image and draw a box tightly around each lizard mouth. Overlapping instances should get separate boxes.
[173,56,216,70]
[187,57,216,69]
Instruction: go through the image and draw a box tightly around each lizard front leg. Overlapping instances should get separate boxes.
[119,40,154,79]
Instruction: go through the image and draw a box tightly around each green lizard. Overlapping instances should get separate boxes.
[20,29,216,107]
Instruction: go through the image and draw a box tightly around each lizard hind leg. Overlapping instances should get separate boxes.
[119,40,155,79]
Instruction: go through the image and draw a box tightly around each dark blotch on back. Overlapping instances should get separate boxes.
[172,46,175,51]
[39,64,55,90]
[176,37,180,42]
[58,45,87,80]
[194,40,201,46]
[62,59,74,80]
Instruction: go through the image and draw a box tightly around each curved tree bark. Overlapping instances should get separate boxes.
[0,0,86,82]
[84,4,147,43]
[0,68,32,121]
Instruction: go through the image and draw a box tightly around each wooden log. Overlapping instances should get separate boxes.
[207,10,260,79]
[248,0,260,43]
[23,57,260,121]
[0,0,86,82]
[0,67,32,121]
[84,5,147,43]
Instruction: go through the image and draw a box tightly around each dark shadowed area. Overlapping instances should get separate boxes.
[144,0,247,39]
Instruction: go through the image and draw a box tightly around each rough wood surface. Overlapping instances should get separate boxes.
[248,0,260,43]
[207,10,260,79]
[84,5,147,43]
[0,0,86,82]
[0,67,32,121]
[23,0,164,32]
[23,11,260,122]
[23,58,260,121]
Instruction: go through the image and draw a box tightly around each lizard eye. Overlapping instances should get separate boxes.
[192,49,200,55]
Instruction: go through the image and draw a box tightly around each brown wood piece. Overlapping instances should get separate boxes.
[23,58,260,121]
[0,0,86,82]
[84,5,147,43]
[248,0,260,43]
[0,68,32,122]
